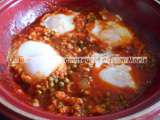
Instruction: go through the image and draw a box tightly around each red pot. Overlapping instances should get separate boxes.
[0,0,160,119]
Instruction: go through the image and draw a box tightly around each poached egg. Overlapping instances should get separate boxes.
[42,13,75,35]
[91,21,133,47]
[17,40,65,83]
[99,64,136,89]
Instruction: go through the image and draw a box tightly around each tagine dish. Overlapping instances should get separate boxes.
[7,8,156,117]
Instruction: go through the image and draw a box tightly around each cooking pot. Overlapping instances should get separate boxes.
[0,0,160,119]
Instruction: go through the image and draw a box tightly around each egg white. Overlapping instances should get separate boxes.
[91,21,133,47]
[99,64,136,89]
[17,40,65,80]
[42,14,75,35]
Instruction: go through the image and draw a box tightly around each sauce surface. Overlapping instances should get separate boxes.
[8,8,156,116]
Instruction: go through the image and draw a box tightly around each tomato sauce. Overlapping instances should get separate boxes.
[7,7,156,116]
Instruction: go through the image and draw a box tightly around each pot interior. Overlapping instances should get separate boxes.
[0,0,160,119]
